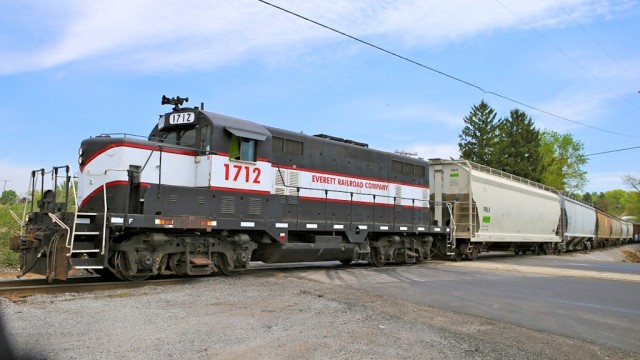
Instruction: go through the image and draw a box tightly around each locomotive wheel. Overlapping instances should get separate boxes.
[216,255,236,276]
[414,250,424,264]
[369,247,385,267]
[114,251,150,281]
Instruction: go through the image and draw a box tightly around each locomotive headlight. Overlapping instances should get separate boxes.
[78,147,84,165]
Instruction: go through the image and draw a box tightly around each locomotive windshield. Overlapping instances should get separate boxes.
[157,127,197,147]
[151,112,211,151]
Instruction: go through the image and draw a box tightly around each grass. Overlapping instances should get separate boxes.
[0,203,25,268]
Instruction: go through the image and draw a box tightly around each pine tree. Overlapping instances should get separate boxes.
[458,100,499,166]
[494,109,543,182]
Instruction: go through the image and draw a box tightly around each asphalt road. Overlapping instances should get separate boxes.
[290,255,640,353]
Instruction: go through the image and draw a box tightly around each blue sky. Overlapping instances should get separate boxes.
[1,0,639,195]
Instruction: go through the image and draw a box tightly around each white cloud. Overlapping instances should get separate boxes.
[0,0,631,75]
[584,171,640,192]
[0,159,40,196]
[407,143,460,161]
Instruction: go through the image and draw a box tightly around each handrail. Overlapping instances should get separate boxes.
[67,176,80,250]
[101,169,129,255]
[9,210,23,227]
[454,159,599,208]
[459,159,555,192]
[273,164,428,210]
[80,169,128,255]
[48,213,71,248]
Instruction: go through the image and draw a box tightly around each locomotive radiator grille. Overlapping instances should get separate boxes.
[221,196,235,214]
[288,171,299,204]
[249,198,262,215]
[274,168,300,204]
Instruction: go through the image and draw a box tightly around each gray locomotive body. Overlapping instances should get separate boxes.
[12,98,441,281]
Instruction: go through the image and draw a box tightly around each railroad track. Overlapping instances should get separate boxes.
[0,261,365,300]
[0,276,198,300]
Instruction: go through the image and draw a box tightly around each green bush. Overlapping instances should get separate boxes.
[0,203,25,268]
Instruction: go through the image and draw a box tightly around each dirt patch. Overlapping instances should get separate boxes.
[622,249,640,263]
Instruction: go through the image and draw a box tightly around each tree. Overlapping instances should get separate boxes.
[582,192,594,204]
[494,109,543,182]
[622,175,640,193]
[539,130,588,193]
[458,100,500,166]
[0,190,18,205]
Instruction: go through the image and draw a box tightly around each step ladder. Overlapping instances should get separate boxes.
[67,212,107,270]
[65,173,110,271]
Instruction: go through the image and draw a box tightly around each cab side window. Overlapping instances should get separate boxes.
[230,135,257,162]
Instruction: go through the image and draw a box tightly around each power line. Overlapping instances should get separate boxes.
[586,145,640,157]
[552,0,638,95]
[256,0,640,139]
[494,0,640,111]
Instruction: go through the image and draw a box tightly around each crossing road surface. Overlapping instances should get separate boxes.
[288,254,640,353]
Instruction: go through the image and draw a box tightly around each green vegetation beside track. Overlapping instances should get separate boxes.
[0,204,23,267]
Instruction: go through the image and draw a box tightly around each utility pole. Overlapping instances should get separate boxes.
[0,179,7,195]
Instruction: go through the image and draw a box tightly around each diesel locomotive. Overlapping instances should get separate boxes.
[10,96,637,282]
[11,96,443,281]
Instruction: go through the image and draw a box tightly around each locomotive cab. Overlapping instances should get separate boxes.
[149,109,212,153]
[149,105,272,162]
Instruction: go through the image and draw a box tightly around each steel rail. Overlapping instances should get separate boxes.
[0,277,197,299]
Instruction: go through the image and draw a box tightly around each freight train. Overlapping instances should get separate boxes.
[10,96,638,281]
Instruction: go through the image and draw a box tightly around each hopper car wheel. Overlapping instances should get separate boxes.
[452,243,467,261]
[514,249,520,255]
[468,247,479,260]
[452,251,463,262]
[369,247,385,267]
[114,251,151,281]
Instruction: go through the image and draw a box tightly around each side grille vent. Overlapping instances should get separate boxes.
[197,196,205,205]
[169,195,178,203]
[288,171,299,204]
[274,168,301,204]
[249,198,262,216]
[221,196,235,214]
